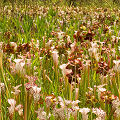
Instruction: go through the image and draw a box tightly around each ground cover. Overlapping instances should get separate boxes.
[0,4,120,120]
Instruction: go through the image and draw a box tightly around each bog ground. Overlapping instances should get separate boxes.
[0,1,120,120]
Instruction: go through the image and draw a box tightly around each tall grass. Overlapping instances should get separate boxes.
[0,1,120,120]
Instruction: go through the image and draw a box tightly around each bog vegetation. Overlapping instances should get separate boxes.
[0,0,120,120]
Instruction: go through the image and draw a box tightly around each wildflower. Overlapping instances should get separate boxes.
[24,83,33,92]
[8,98,24,118]
[53,108,66,120]
[58,96,64,108]
[0,82,5,93]
[114,108,120,119]
[97,85,106,93]
[54,97,80,119]
[59,64,72,77]
[45,40,53,49]
[13,59,25,74]
[15,104,23,116]
[30,39,40,49]
[52,50,59,66]
[36,40,40,49]
[118,46,120,51]
[25,59,31,68]
[0,42,3,49]
[11,84,22,96]
[25,75,37,85]
[113,60,120,72]
[95,53,100,62]
[88,47,98,56]
[57,31,65,40]
[95,84,106,99]
[64,100,72,106]
[45,95,56,109]
[111,48,116,58]
[54,106,79,120]
[3,43,14,54]
[91,42,99,48]
[96,61,109,76]
[75,88,79,100]
[32,86,41,102]
[83,60,91,69]
[36,108,50,120]
[112,97,120,118]
[72,100,80,106]
[88,42,100,61]
[17,43,31,53]
[67,108,78,120]
[70,41,77,53]
[64,99,80,109]
[10,42,17,50]
[92,108,106,120]
[112,97,120,109]
[79,108,90,120]
[8,99,16,115]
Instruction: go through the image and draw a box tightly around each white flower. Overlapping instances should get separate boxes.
[52,50,59,66]
[113,60,120,72]
[70,41,76,53]
[10,42,17,50]
[118,46,120,51]
[53,108,66,120]
[0,42,3,49]
[18,109,23,116]
[95,53,100,62]
[8,99,16,107]
[58,96,64,108]
[88,47,98,57]
[57,31,65,40]
[11,84,22,95]
[88,42,100,61]
[64,100,72,106]
[36,108,50,120]
[15,104,23,116]
[97,87,106,93]
[83,60,91,69]
[95,84,106,99]
[32,86,41,102]
[45,96,54,108]
[32,86,41,94]
[91,42,99,48]
[45,40,53,48]
[79,108,90,120]
[111,48,116,58]
[0,83,5,93]
[92,108,106,120]
[59,64,72,76]
[75,88,79,100]
[36,40,40,49]
[114,108,120,118]
[13,59,25,74]
[112,97,120,109]
[8,99,16,115]
[72,100,80,106]
[8,99,23,116]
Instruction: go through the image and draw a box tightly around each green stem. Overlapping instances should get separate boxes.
[24,91,27,120]
[0,52,10,98]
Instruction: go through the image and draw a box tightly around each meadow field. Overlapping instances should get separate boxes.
[0,0,120,119]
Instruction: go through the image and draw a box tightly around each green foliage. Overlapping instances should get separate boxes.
[0,1,120,120]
